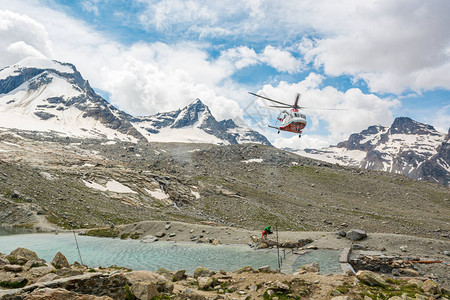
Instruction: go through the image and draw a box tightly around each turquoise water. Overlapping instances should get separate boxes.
[0,233,342,274]
[0,233,279,274]
[291,249,342,274]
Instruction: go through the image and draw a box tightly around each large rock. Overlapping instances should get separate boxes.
[0,255,10,267]
[346,229,367,241]
[35,273,58,283]
[23,287,113,299]
[124,270,174,299]
[197,276,214,290]
[422,279,440,294]
[298,262,320,273]
[356,270,387,287]
[3,264,23,272]
[10,247,40,262]
[193,266,214,278]
[51,252,69,269]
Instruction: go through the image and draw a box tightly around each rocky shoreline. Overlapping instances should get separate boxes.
[1,221,449,299]
[0,246,449,299]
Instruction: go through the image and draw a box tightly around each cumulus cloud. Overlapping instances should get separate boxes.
[136,0,450,94]
[0,10,53,66]
[260,46,301,73]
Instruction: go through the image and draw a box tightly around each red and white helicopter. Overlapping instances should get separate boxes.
[249,92,343,138]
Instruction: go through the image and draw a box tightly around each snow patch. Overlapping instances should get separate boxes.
[241,158,263,164]
[144,188,169,200]
[82,179,137,193]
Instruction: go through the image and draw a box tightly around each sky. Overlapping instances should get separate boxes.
[0,0,449,149]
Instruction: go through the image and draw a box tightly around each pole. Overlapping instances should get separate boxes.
[70,223,83,265]
[276,225,281,271]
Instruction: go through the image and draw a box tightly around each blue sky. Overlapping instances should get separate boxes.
[0,0,449,149]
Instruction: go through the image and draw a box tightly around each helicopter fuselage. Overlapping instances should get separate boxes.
[277,109,307,133]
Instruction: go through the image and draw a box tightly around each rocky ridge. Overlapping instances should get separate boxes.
[297,117,449,186]
[0,58,270,146]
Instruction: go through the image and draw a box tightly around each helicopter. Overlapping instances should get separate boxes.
[249,91,343,138]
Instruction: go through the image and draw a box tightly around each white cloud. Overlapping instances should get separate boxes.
[0,10,53,67]
[136,0,450,94]
[260,45,302,73]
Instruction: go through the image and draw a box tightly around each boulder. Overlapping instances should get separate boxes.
[0,276,27,288]
[51,252,69,269]
[356,270,387,287]
[298,238,313,247]
[422,279,440,294]
[0,256,10,267]
[257,265,271,272]
[35,273,58,283]
[124,270,174,299]
[156,268,174,280]
[352,244,366,250]
[155,232,165,238]
[197,276,214,290]
[212,239,220,245]
[173,270,186,281]
[298,262,320,273]
[10,247,40,261]
[399,268,419,277]
[3,264,23,272]
[193,266,214,278]
[346,229,367,241]
[24,287,113,299]
[281,241,299,248]
[337,230,346,237]
[234,265,253,274]
[141,235,157,243]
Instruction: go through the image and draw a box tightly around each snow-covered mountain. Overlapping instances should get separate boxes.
[130,99,271,145]
[0,58,270,146]
[295,117,449,186]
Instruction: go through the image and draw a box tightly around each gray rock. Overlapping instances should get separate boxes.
[51,251,69,269]
[352,244,366,250]
[169,233,176,237]
[193,266,214,278]
[356,270,387,287]
[36,272,58,283]
[141,235,157,243]
[155,232,166,238]
[346,229,367,241]
[165,224,171,230]
[338,230,346,237]
[10,247,40,261]
[3,264,23,272]
[198,276,213,290]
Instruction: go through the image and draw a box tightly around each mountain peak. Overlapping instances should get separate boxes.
[390,117,438,135]
[13,57,75,74]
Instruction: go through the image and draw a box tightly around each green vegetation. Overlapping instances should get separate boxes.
[124,284,136,300]
[358,279,429,299]
[0,279,28,289]
[83,228,120,238]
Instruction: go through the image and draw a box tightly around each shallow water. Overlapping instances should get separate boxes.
[291,249,342,274]
[0,233,342,274]
[0,233,279,274]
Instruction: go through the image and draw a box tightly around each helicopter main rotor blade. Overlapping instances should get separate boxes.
[270,105,291,108]
[248,92,294,108]
[294,93,301,107]
[300,107,347,111]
